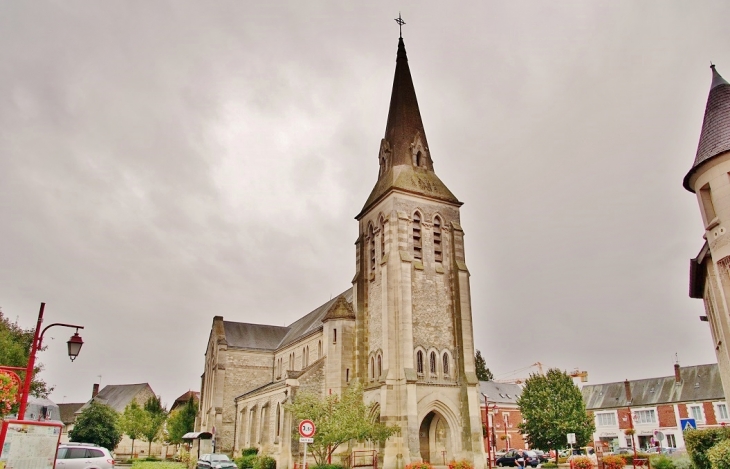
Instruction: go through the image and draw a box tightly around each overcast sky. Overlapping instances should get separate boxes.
[1,1,728,406]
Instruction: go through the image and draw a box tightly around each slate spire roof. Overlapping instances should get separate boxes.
[357,37,460,219]
[684,64,730,192]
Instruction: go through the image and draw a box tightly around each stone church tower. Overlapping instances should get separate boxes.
[685,65,730,399]
[353,36,485,468]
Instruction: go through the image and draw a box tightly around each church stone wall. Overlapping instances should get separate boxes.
[218,349,275,453]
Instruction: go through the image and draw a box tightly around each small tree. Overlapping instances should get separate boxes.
[0,309,53,410]
[475,350,493,381]
[69,400,122,450]
[285,383,398,465]
[120,401,149,457]
[141,395,167,456]
[517,369,594,457]
[167,396,198,446]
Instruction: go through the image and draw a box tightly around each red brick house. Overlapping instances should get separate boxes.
[582,363,726,451]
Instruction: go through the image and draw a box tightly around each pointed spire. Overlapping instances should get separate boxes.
[684,64,730,192]
[357,37,460,219]
[383,37,432,170]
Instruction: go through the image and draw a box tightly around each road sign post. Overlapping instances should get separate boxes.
[299,419,316,469]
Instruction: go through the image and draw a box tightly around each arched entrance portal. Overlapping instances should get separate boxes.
[419,411,451,464]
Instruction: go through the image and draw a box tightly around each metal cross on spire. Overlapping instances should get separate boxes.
[394,13,405,38]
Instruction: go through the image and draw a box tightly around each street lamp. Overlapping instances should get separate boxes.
[16,303,84,420]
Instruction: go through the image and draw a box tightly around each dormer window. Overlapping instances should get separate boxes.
[416,151,422,167]
[413,212,422,260]
[433,216,442,262]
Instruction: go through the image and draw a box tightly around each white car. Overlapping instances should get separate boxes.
[55,443,115,469]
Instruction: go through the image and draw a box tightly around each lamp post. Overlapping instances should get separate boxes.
[16,303,84,420]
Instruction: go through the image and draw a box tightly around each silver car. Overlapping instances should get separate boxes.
[197,454,237,469]
[55,443,115,469]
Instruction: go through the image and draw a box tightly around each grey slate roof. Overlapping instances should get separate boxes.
[58,402,84,424]
[478,381,523,405]
[77,383,153,414]
[223,322,289,350]
[582,364,723,410]
[684,65,730,191]
[223,288,353,351]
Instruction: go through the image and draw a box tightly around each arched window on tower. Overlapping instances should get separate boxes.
[371,356,375,380]
[430,351,437,375]
[443,353,450,377]
[433,216,443,262]
[377,354,382,378]
[412,212,422,260]
[369,224,376,271]
[416,350,424,376]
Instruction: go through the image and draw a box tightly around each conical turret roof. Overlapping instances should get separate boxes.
[684,65,730,192]
[357,37,460,219]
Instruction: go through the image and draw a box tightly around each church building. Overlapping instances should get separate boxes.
[685,65,730,399]
[196,35,485,469]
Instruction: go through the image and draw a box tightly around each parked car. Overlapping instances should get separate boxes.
[55,443,115,469]
[197,454,237,469]
[495,450,540,467]
[532,450,549,463]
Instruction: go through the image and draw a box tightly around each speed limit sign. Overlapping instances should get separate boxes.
[299,419,316,438]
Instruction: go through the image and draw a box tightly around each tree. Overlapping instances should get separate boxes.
[120,401,149,458]
[517,368,594,456]
[285,383,398,465]
[141,395,167,456]
[0,309,53,410]
[69,400,122,450]
[475,350,493,381]
[167,396,198,445]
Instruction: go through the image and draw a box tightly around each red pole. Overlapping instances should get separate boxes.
[18,303,45,420]
[484,394,492,469]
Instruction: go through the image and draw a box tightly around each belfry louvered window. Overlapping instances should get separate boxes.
[416,351,424,375]
[369,225,376,271]
[413,212,422,259]
[429,352,437,375]
[443,353,449,376]
[433,217,442,262]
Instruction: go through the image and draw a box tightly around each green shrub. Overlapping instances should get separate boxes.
[311,465,346,469]
[236,455,259,469]
[650,455,675,469]
[709,439,730,469]
[241,448,260,457]
[686,427,730,469]
[671,453,693,469]
[602,455,625,469]
[542,463,558,468]
[253,455,276,469]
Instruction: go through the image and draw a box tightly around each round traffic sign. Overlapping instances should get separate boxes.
[299,419,316,438]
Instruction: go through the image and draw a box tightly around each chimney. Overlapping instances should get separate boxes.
[624,379,632,402]
[675,363,682,383]
[92,383,99,398]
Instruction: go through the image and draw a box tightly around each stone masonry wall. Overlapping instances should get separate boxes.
[218,349,274,453]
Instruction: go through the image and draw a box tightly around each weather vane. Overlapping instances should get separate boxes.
[394,13,405,38]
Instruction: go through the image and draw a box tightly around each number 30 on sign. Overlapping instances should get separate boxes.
[299,419,316,438]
